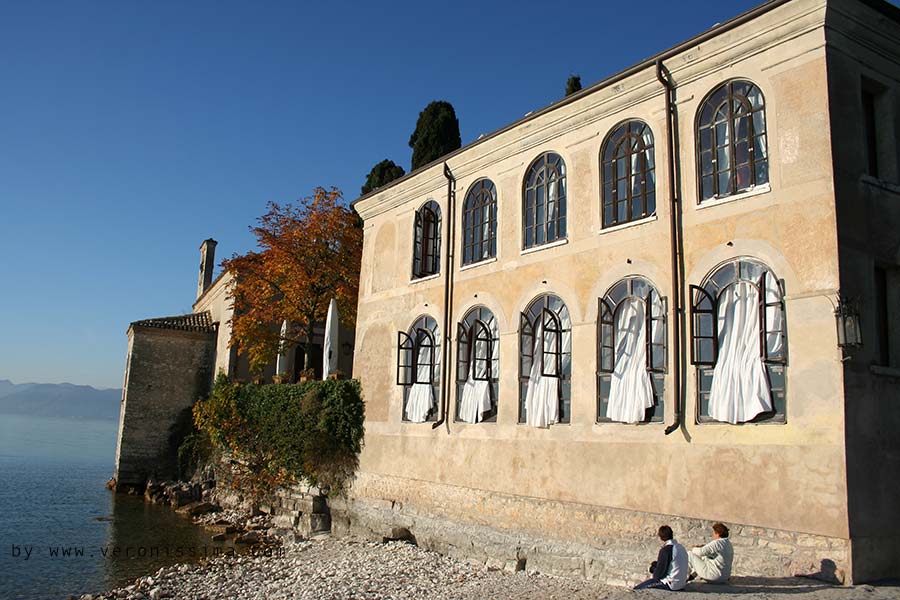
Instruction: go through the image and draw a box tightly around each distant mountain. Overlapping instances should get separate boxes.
[0,380,121,420]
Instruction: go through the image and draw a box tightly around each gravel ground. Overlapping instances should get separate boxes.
[77,536,900,600]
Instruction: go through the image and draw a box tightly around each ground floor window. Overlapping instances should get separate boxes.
[519,294,571,426]
[456,306,499,423]
[397,315,440,422]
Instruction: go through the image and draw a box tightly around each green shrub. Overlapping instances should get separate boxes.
[192,374,365,497]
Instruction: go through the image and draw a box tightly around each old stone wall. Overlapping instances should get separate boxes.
[825,0,900,583]
[331,472,851,585]
[113,326,215,489]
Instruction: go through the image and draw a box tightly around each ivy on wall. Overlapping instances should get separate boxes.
[191,375,365,496]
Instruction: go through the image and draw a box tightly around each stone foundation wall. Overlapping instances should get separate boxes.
[329,472,850,585]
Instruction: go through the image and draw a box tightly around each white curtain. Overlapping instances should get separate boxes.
[709,281,772,424]
[547,177,558,229]
[405,341,435,423]
[525,321,559,428]
[606,298,654,423]
[459,333,492,424]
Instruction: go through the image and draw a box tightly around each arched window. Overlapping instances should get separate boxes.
[462,179,497,266]
[519,294,571,426]
[697,80,768,202]
[597,277,666,423]
[601,120,656,228]
[523,152,567,249]
[412,201,441,279]
[397,315,441,422]
[690,258,786,424]
[456,306,499,423]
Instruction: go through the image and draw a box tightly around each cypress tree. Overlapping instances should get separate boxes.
[361,159,406,195]
[408,101,462,171]
[565,75,582,97]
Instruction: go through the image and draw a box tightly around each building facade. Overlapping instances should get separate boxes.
[345,0,900,583]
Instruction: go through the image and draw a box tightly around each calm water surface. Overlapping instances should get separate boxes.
[0,414,238,600]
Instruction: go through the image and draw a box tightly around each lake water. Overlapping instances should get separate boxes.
[0,414,238,600]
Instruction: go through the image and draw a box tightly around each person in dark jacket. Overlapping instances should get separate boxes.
[634,525,689,591]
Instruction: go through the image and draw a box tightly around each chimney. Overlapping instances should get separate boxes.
[197,239,218,299]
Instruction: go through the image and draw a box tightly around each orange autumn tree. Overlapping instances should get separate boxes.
[223,186,362,375]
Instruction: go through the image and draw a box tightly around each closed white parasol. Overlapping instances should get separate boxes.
[323,299,340,379]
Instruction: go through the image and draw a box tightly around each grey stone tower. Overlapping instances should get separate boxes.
[197,239,218,299]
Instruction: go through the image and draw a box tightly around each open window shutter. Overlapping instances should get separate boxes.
[541,308,561,378]
[397,331,413,386]
[520,312,534,377]
[456,322,469,383]
[414,328,436,384]
[645,290,667,373]
[432,208,442,275]
[412,210,423,278]
[758,273,787,364]
[598,298,615,374]
[690,285,718,366]
[473,319,492,381]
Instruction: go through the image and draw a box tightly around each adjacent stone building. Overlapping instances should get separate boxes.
[344,0,900,584]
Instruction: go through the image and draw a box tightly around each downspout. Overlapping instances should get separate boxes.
[656,59,685,436]
[433,163,456,432]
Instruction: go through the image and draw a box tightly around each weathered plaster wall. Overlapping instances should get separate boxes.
[352,0,863,582]
[113,326,215,488]
[193,272,238,381]
[826,0,900,582]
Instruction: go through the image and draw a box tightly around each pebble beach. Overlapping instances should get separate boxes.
[76,534,900,600]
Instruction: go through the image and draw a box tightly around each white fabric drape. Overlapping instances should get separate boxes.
[405,342,435,423]
[547,178,558,228]
[606,297,654,423]
[459,334,492,424]
[708,281,772,424]
[525,321,559,428]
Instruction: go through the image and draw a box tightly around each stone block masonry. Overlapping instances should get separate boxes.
[114,321,216,489]
[328,472,851,586]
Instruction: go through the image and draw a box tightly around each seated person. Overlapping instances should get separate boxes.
[688,522,733,583]
[634,525,689,591]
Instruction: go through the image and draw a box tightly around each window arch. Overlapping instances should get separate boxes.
[456,306,499,423]
[523,152,566,249]
[397,315,441,422]
[462,179,497,266]
[597,277,666,423]
[601,120,656,228]
[697,80,769,202]
[519,294,571,426]
[690,258,786,424]
[412,201,441,279]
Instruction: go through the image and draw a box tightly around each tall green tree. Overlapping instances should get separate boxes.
[408,101,462,171]
[361,159,405,195]
[565,75,582,96]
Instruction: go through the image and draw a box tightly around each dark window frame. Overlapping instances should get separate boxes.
[461,179,498,266]
[596,277,667,424]
[523,152,567,250]
[690,258,787,424]
[412,200,442,279]
[455,306,500,423]
[397,315,440,422]
[696,79,769,202]
[601,120,656,228]
[518,294,571,424]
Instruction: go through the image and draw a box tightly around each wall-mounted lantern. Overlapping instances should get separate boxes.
[834,296,862,349]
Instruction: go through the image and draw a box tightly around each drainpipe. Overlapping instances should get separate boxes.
[433,163,456,432]
[656,59,685,436]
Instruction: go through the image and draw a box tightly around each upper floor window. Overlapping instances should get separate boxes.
[697,80,768,202]
[462,179,498,266]
[456,306,499,423]
[397,315,440,422]
[601,121,656,227]
[523,152,567,249]
[519,294,571,426]
[690,258,786,424]
[597,276,666,423]
[412,201,441,279]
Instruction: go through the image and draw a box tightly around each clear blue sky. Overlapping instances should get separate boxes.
[1,0,886,389]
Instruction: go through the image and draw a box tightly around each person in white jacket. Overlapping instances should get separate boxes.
[688,522,734,583]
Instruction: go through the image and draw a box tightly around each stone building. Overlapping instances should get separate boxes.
[343,0,900,584]
[114,239,355,489]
